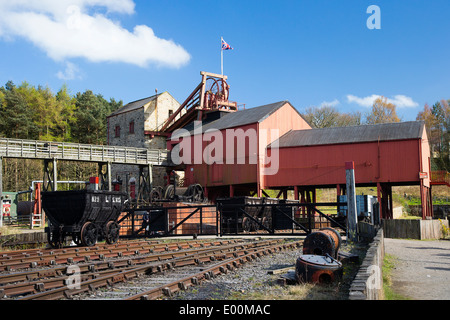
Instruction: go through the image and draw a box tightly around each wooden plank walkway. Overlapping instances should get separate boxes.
[0,138,172,166]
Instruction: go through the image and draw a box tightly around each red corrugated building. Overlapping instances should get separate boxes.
[265,121,432,219]
[168,100,432,219]
[168,101,311,200]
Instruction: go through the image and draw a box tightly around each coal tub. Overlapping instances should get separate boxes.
[42,190,127,248]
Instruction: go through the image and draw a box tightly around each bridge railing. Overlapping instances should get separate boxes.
[431,170,450,186]
[0,138,171,166]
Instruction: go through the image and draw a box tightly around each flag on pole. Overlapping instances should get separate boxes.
[221,37,233,75]
[221,38,233,50]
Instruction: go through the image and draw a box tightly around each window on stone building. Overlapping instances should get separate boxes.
[115,125,120,138]
[168,110,173,118]
[129,121,135,134]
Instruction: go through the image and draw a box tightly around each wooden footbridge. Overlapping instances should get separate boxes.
[0,137,173,195]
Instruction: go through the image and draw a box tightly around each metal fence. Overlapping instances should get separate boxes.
[118,204,218,238]
[117,202,347,238]
[218,202,347,236]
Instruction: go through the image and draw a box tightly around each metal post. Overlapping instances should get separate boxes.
[345,161,358,241]
[235,206,238,235]
[43,159,57,192]
[217,203,221,237]
[307,204,312,234]
[0,156,3,228]
[200,206,203,235]
[148,164,153,192]
[53,158,58,191]
[107,162,112,191]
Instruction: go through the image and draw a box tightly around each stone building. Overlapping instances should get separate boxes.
[106,91,182,195]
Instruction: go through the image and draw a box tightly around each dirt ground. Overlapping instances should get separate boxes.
[384,238,450,300]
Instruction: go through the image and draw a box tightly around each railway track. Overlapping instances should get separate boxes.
[0,238,302,300]
[124,240,302,301]
[0,239,236,271]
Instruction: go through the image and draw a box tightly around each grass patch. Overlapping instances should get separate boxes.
[230,282,344,300]
[382,254,410,300]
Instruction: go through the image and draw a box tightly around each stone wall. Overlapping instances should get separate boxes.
[108,107,146,148]
[349,228,385,300]
[144,92,181,131]
[107,92,183,193]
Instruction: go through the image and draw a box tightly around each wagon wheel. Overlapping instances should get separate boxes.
[242,217,252,232]
[150,187,163,202]
[192,184,204,203]
[47,230,63,249]
[81,222,98,247]
[164,184,175,200]
[105,221,120,244]
[261,216,271,231]
[204,78,219,108]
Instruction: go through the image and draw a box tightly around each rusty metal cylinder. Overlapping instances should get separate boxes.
[302,227,341,259]
[295,254,343,284]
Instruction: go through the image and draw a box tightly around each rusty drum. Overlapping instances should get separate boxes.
[302,227,341,259]
[295,254,343,284]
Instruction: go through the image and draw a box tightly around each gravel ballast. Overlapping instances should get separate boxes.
[169,239,364,300]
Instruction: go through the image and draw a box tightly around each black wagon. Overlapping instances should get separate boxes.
[217,196,279,233]
[42,190,128,248]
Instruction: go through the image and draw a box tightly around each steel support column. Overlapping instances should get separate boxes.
[376,182,382,219]
[98,162,112,191]
[137,164,152,203]
[345,161,358,241]
[420,183,432,219]
[43,158,58,192]
[376,182,393,220]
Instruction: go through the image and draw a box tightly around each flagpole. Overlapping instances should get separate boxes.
[221,36,223,75]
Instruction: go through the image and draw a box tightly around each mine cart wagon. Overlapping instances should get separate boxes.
[42,190,128,248]
[217,196,279,233]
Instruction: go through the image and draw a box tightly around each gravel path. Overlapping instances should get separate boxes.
[384,238,450,300]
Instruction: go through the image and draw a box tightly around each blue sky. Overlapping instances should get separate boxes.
[1,0,449,121]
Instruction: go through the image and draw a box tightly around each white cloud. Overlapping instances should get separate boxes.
[0,0,190,69]
[347,94,419,108]
[389,95,419,108]
[320,99,340,108]
[56,62,81,80]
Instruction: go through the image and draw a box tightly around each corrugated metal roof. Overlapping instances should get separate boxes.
[271,121,425,148]
[107,94,159,117]
[170,100,290,140]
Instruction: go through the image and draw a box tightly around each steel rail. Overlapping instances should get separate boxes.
[1,241,249,298]
[0,239,160,259]
[0,238,229,260]
[0,239,238,271]
[125,240,303,300]
[15,239,291,300]
[0,239,242,288]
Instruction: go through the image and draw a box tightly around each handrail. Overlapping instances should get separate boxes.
[0,138,172,166]
[431,170,450,186]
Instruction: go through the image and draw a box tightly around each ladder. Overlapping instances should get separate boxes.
[31,183,43,229]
